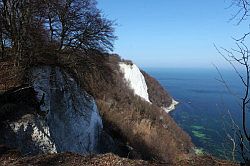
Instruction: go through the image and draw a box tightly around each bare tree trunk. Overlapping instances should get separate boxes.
[48,14,54,42]
[0,31,5,59]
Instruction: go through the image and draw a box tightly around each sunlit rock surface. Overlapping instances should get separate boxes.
[2,66,103,155]
[119,63,150,102]
[30,66,103,154]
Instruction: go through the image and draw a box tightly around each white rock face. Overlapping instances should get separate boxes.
[22,66,103,154]
[162,99,179,113]
[119,63,150,102]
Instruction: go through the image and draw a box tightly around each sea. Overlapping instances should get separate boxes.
[144,68,250,161]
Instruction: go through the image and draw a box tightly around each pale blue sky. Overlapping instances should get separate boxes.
[97,0,249,68]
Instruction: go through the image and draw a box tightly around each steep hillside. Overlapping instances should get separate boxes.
[0,52,239,165]
[55,52,194,162]
[141,70,178,113]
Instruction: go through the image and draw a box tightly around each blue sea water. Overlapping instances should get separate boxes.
[144,68,250,160]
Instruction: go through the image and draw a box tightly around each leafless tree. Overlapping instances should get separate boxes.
[215,43,250,163]
[216,0,250,164]
[0,0,116,63]
[0,0,47,63]
[43,0,117,52]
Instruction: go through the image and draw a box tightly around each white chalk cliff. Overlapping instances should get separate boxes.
[7,66,103,155]
[119,62,178,113]
[119,63,150,102]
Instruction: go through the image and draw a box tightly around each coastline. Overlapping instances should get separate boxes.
[162,99,179,113]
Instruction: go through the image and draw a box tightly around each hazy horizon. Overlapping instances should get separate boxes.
[98,0,250,69]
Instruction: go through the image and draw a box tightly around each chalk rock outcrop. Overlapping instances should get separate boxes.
[119,63,150,102]
[1,66,103,155]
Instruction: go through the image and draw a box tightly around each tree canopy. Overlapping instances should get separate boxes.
[0,0,116,61]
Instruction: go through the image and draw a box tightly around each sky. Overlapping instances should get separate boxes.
[97,0,250,68]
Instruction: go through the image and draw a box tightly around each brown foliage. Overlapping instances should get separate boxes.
[0,148,238,166]
[0,57,25,92]
[97,98,194,163]
[0,151,160,166]
[141,70,172,108]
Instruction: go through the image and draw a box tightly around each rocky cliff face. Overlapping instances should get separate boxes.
[0,66,103,155]
[30,66,103,154]
[119,62,178,113]
[7,114,57,155]
[119,62,150,102]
